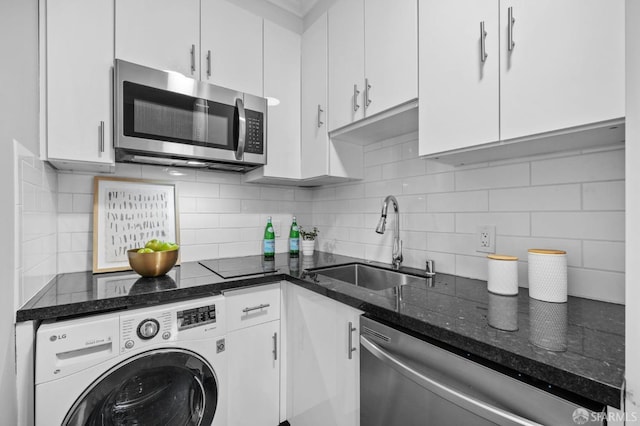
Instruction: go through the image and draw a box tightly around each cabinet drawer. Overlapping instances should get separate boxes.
[225,283,281,331]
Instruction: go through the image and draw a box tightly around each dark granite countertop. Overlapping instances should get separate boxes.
[17,252,624,409]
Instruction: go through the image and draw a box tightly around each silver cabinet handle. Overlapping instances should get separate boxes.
[242,303,270,313]
[365,78,372,108]
[317,104,324,128]
[353,84,360,112]
[272,332,278,361]
[206,50,212,78]
[480,21,488,62]
[360,336,541,426]
[348,321,357,359]
[508,7,515,52]
[190,44,196,74]
[99,121,105,153]
[235,97,246,161]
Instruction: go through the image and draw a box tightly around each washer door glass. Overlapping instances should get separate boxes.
[64,349,218,426]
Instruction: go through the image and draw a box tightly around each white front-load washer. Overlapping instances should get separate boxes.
[35,295,227,425]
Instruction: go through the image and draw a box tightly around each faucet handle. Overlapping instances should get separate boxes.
[425,259,435,277]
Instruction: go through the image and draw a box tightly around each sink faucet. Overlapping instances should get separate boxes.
[375,195,403,269]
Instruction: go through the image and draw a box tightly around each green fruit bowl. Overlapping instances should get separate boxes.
[127,248,179,277]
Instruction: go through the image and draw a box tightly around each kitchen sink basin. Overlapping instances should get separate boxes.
[306,263,427,291]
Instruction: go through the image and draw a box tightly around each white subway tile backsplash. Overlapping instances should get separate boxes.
[198,170,242,184]
[180,213,220,229]
[219,213,261,228]
[177,182,220,198]
[220,184,261,200]
[197,198,242,213]
[382,158,427,180]
[396,195,427,213]
[364,145,403,167]
[582,240,625,272]
[58,251,92,274]
[567,268,624,304]
[490,184,581,211]
[401,139,420,160]
[261,187,295,201]
[455,163,530,191]
[58,173,94,194]
[403,213,455,233]
[427,191,488,213]
[294,188,313,201]
[455,254,488,281]
[532,212,625,241]
[335,183,365,200]
[72,194,93,213]
[427,233,477,256]
[455,212,531,236]
[365,179,404,198]
[58,213,92,233]
[364,165,383,182]
[497,236,582,267]
[71,232,92,252]
[583,181,625,211]
[402,172,455,195]
[179,197,197,213]
[403,231,428,251]
[531,149,624,185]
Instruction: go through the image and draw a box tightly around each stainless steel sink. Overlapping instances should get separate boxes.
[306,263,426,291]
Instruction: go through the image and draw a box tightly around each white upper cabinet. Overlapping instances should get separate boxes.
[115,0,200,78]
[328,0,418,132]
[328,0,366,131]
[201,0,264,96]
[363,0,418,117]
[45,0,115,170]
[244,21,301,183]
[499,0,624,140]
[419,0,499,154]
[301,13,330,179]
[419,0,625,160]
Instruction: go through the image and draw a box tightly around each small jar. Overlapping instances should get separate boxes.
[487,254,519,296]
[528,249,567,303]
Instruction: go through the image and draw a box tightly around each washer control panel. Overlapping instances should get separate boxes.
[177,304,216,331]
[120,310,172,354]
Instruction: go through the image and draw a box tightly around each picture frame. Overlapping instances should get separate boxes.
[92,176,180,273]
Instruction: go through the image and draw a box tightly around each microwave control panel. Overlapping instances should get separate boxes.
[244,110,264,154]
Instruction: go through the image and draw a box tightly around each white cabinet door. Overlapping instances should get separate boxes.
[227,320,280,426]
[261,21,301,180]
[115,0,199,78]
[201,0,263,96]
[419,0,499,156]
[500,0,624,140]
[301,13,330,179]
[364,0,418,117]
[287,284,361,426]
[328,0,365,131]
[46,0,115,166]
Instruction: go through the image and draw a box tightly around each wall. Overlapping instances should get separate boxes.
[14,144,58,308]
[313,133,625,304]
[626,0,640,416]
[57,164,313,273]
[0,0,39,422]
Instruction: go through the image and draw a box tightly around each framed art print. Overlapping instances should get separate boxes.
[92,177,180,273]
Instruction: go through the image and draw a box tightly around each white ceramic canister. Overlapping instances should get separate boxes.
[527,249,568,303]
[487,254,519,296]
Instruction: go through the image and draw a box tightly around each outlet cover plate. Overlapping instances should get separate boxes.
[476,225,496,253]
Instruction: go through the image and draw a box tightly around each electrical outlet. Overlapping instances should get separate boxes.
[273,220,282,238]
[476,225,496,253]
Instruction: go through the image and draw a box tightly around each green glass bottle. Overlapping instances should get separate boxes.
[263,216,275,258]
[289,216,300,257]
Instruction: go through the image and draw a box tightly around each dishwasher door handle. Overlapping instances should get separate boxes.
[360,336,543,426]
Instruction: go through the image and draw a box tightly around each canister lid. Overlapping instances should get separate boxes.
[487,254,518,261]
[527,249,566,255]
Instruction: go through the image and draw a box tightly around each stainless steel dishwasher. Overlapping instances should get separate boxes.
[360,317,605,426]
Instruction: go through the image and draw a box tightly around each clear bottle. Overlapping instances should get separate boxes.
[263,216,275,259]
[289,216,300,257]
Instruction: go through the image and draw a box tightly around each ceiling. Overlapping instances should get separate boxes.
[265,0,319,17]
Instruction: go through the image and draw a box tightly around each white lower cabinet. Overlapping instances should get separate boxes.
[285,283,363,426]
[226,283,281,426]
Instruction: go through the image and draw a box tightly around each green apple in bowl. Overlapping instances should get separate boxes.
[137,247,154,253]
[145,239,163,251]
[159,241,179,251]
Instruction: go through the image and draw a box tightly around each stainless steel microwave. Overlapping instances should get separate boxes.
[114,59,266,172]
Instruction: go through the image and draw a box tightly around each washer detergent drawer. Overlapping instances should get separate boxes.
[225,282,281,332]
[36,316,119,384]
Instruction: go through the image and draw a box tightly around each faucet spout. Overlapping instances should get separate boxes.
[376,195,403,269]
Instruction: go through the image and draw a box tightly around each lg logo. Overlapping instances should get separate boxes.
[49,334,67,342]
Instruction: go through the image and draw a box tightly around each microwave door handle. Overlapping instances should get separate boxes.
[235,98,246,161]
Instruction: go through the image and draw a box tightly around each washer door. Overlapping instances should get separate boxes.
[63,348,218,426]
